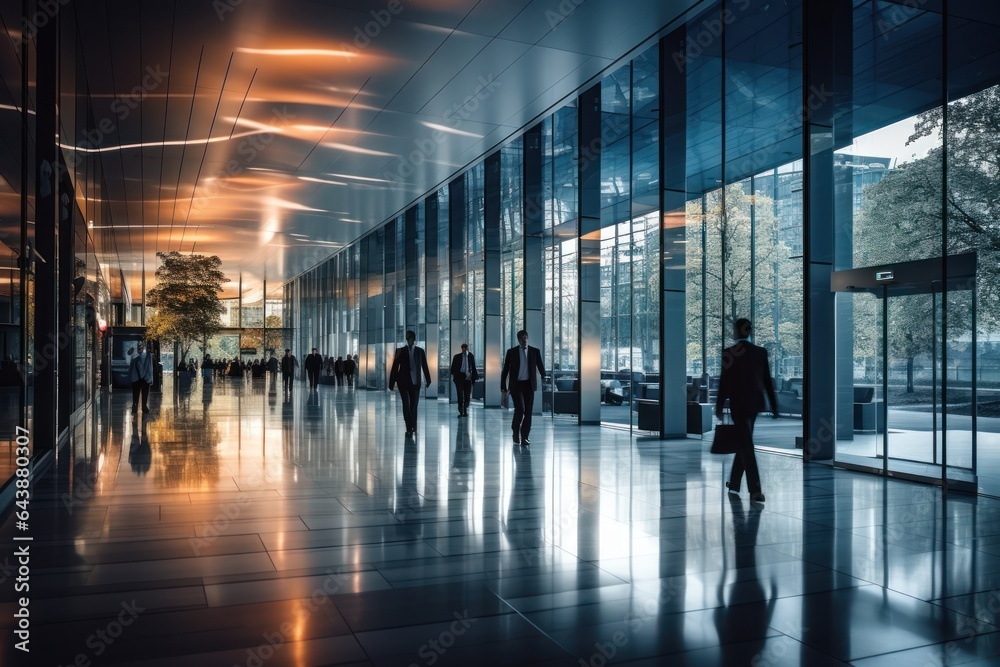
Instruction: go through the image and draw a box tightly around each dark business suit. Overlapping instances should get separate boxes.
[450,351,479,416]
[304,353,323,389]
[500,344,545,441]
[388,344,431,434]
[715,340,778,494]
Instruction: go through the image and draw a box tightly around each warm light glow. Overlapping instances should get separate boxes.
[98,319,108,332]
[260,217,280,245]
[262,197,326,212]
[236,47,357,57]
[60,129,271,153]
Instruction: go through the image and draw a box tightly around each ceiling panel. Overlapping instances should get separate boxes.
[47,0,710,288]
[456,0,534,38]
[385,30,493,114]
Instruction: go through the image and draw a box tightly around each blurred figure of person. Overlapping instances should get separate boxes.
[335,356,345,385]
[129,342,154,416]
[281,348,299,393]
[450,343,479,418]
[343,354,356,387]
[304,347,323,390]
[324,355,334,377]
[715,318,780,504]
[388,331,431,438]
[500,330,545,446]
[267,353,279,392]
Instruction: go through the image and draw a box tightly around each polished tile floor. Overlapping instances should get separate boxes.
[4,377,1000,665]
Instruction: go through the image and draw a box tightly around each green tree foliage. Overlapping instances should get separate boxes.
[144,252,228,367]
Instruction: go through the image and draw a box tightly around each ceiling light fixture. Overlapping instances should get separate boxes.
[236,47,357,58]
[419,121,482,138]
[325,173,393,184]
[299,176,348,186]
[322,142,395,157]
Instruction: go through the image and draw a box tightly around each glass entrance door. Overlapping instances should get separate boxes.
[833,255,978,491]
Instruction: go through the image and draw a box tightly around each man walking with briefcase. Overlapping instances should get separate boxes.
[715,318,779,503]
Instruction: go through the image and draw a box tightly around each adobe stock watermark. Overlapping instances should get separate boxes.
[383,75,502,184]
[236,568,351,667]
[188,105,297,211]
[55,600,145,667]
[36,62,167,204]
[579,577,685,667]
[216,0,413,57]
[750,621,811,667]
[189,493,253,555]
[671,0,753,74]
[544,0,584,30]
[407,610,477,667]
[12,0,71,54]
[877,0,932,40]
[914,596,996,667]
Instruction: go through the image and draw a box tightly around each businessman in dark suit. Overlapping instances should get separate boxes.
[388,330,432,438]
[450,343,479,418]
[715,318,779,503]
[500,330,545,446]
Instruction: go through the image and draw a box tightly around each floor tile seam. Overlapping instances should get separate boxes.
[838,634,1000,664]
[21,578,210,602]
[882,584,1000,623]
[331,600,519,636]
[371,557,603,584]
[754,628,852,666]
[486,590,583,662]
[11,596,212,628]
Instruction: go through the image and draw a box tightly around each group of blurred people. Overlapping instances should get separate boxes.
[323,354,357,386]
[194,353,281,379]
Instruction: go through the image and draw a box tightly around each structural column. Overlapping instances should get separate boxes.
[659,33,688,439]
[33,3,59,453]
[483,152,502,408]
[449,176,467,404]
[802,0,846,460]
[424,194,439,398]
[523,124,545,414]
[358,235,370,388]
[578,83,602,425]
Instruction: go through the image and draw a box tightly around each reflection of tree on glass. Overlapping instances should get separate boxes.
[687,185,801,376]
[852,91,1000,395]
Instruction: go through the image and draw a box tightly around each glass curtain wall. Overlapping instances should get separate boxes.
[829,1,1000,492]
[544,106,580,416]
[466,163,486,400]
[832,1,947,475]
[597,46,661,429]
[681,0,804,449]
[436,187,451,395]
[500,141,524,355]
[948,6,1000,495]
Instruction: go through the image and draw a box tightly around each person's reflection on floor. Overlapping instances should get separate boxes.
[201,374,214,406]
[128,415,152,476]
[396,437,422,525]
[505,447,543,563]
[451,420,475,493]
[714,496,776,660]
[306,388,320,411]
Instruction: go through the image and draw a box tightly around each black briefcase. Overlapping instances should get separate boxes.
[710,422,742,454]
